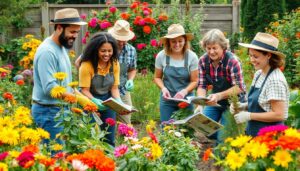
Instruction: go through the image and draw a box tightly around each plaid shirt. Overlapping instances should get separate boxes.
[118,43,137,95]
[198,51,246,93]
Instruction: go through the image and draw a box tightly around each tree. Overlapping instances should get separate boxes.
[241,0,258,40]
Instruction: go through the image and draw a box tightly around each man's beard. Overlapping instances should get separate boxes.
[59,29,75,49]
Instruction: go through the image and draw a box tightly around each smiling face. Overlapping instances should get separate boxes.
[58,25,81,49]
[98,42,113,63]
[117,40,127,50]
[205,43,224,62]
[249,48,271,72]
[169,36,186,54]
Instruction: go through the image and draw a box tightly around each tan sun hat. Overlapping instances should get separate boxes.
[108,20,135,41]
[160,24,194,44]
[50,8,87,25]
[239,32,285,59]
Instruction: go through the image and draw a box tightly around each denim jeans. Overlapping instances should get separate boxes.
[93,93,116,147]
[203,106,227,144]
[31,104,63,145]
[159,94,193,122]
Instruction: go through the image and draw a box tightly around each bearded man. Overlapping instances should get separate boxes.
[31,8,86,145]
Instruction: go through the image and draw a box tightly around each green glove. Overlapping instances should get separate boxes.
[91,98,107,111]
[125,79,134,91]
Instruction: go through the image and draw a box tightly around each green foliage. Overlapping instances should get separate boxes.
[266,8,300,88]
[131,73,160,122]
[285,90,300,129]
[241,0,258,40]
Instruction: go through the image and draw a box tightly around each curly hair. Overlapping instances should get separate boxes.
[81,32,119,74]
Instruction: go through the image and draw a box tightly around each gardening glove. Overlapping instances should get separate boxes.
[230,102,248,114]
[174,89,188,99]
[125,79,134,91]
[91,98,107,111]
[194,105,203,114]
[234,111,251,124]
[161,87,171,99]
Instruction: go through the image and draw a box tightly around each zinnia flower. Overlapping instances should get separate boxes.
[72,160,89,171]
[71,107,83,114]
[50,86,66,98]
[16,79,25,86]
[2,92,13,100]
[109,6,117,13]
[0,152,8,161]
[52,144,63,151]
[272,149,292,168]
[150,39,158,47]
[16,151,35,168]
[202,148,212,161]
[120,13,130,20]
[80,14,87,20]
[105,118,116,126]
[178,102,189,108]
[63,94,77,104]
[88,17,98,28]
[68,81,78,88]
[143,25,151,34]
[114,144,128,157]
[150,143,163,160]
[53,72,67,81]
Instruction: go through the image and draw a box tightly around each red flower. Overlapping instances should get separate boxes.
[105,118,116,126]
[178,102,189,108]
[16,79,25,86]
[3,92,13,100]
[109,6,117,13]
[130,2,139,9]
[158,14,168,21]
[16,151,35,168]
[0,152,8,161]
[120,13,130,20]
[202,148,212,161]
[143,25,151,34]
[148,132,158,143]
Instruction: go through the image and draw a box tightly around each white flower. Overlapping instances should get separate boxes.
[72,159,89,171]
[132,144,143,150]
[174,131,182,137]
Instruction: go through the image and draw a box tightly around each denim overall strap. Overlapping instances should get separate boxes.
[246,68,282,136]
[90,63,114,95]
[163,52,190,96]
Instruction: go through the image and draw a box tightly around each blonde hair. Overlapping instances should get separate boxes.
[163,35,191,56]
[200,29,229,50]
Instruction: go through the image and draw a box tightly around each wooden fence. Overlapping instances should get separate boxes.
[11,1,240,55]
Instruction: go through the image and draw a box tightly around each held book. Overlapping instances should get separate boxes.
[166,96,221,107]
[102,97,138,115]
[172,112,223,136]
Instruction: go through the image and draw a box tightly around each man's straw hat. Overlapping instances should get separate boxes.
[50,8,87,25]
[108,20,135,41]
[239,32,285,59]
[160,24,193,43]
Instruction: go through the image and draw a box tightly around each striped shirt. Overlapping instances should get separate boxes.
[198,51,246,93]
[252,68,289,118]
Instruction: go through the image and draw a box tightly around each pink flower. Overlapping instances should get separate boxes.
[257,124,288,136]
[143,10,149,16]
[109,6,117,13]
[117,123,138,137]
[0,152,8,161]
[136,43,147,50]
[80,14,87,20]
[138,19,146,26]
[16,151,35,168]
[105,118,116,126]
[114,144,128,157]
[88,17,98,28]
[100,21,112,29]
[150,39,158,47]
[82,37,87,44]
[85,31,90,38]
[72,160,89,171]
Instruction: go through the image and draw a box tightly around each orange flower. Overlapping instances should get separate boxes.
[143,25,151,34]
[63,94,77,104]
[22,145,39,153]
[207,85,213,90]
[39,157,56,167]
[178,102,189,108]
[120,13,130,20]
[2,92,13,100]
[16,79,25,86]
[296,32,300,39]
[158,14,168,21]
[83,103,98,112]
[24,160,35,168]
[293,52,300,58]
[71,107,83,114]
[202,148,212,161]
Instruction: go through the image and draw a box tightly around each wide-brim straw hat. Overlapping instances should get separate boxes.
[50,8,87,25]
[239,32,285,59]
[160,24,194,44]
[108,20,135,41]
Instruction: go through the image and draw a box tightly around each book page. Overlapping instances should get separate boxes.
[165,97,189,103]
[102,98,138,115]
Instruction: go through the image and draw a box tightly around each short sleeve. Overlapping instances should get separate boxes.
[155,50,165,69]
[265,80,287,101]
[188,51,198,71]
[79,62,93,88]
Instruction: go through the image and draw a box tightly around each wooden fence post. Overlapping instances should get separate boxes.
[232,0,240,33]
[41,2,49,37]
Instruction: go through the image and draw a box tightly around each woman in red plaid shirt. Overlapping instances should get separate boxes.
[196,29,246,143]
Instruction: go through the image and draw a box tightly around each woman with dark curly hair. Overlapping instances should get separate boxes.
[79,32,120,146]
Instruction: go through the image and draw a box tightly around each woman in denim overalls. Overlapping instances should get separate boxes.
[154,24,199,123]
[79,32,121,146]
[231,32,289,136]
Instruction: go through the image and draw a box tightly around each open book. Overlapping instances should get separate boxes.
[166,96,221,107]
[172,112,223,136]
[102,97,138,115]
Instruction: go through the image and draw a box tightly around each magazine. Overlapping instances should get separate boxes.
[102,97,138,115]
[166,96,221,107]
[172,112,223,136]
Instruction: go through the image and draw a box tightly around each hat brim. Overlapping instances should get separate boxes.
[238,43,285,59]
[160,33,194,44]
[108,28,135,41]
[49,21,87,26]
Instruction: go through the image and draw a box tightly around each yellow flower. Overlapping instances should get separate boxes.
[0,68,10,73]
[230,135,252,147]
[249,141,269,159]
[52,144,63,151]
[284,128,300,138]
[150,143,163,160]
[0,105,4,115]
[0,127,20,145]
[69,50,76,58]
[36,128,50,139]
[225,150,246,170]
[25,34,34,39]
[273,149,292,168]
[68,81,79,88]
[225,137,233,143]
[9,150,20,158]
[14,106,32,126]
[146,120,156,133]
[266,168,275,171]
[0,162,8,171]
[163,126,171,132]
[20,128,40,144]
[53,72,67,81]
[50,86,66,98]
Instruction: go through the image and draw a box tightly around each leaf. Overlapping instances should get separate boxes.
[64,116,71,122]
